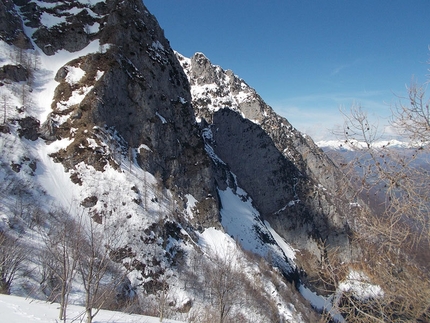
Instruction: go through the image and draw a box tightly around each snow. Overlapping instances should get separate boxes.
[0,8,351,322]
[338,270,384,300]
[317,139,422,151]
[85,22,100,34]
[156,112,167,124]
[198,227,236,257]
[216,184,294,274]
[12,3,104,122]
[176,52,262,125]
[0,294,184,323]
[56,64,95,113]
[34,1,58,9]
[40,12,66,28]
[95,70,104,81]
[87,138,98,149]
[297,271,383,322]
[76,0,106,4]
[298,285,328,312]
[65,66,86,84]
[32,0,106,29]
[151,40,165,51]
[57,84,93,112]
[218,187,266,252]
[32,138,79,210]
[201,122,296,272]
[138,143,152,152]
[349,202,361,208]
[264,220,296,261]
[298,285,345,323]
[184,194,197,219]
[198,222,301,323]
[32,39,102,122]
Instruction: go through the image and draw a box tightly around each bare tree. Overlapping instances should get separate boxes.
[32,50,41,71]
[392,79,430,144]
[156,274,169,322]
[21,83,29,109]
[326,74,430,321]
[0,231,27,294]
[337,103,429,250]
[13,34,27,65]
[1,93,10,124]
[39,211,82,322]
[39,209,131,323]
[77,217,128,323]
[203,248,244,323]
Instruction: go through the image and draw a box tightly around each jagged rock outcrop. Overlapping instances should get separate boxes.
[211,108,300,215]
[0,0,32,49]
[178,52,360,273]
[10,0,219,229]
[17,116,40,140]
[0,64,29,82]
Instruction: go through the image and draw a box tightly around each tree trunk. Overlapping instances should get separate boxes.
[59,279,66,321]
[0,278,10,294]
[86,307,92,323]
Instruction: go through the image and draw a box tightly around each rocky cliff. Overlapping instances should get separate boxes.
[178,52,359,272]
[6,0,220,228]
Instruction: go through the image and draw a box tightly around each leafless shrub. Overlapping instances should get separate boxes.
[326,69,430,321]
[77,215,130,323]
[0,231,27,294]
[39,210,81,322]
[38,209,131,323]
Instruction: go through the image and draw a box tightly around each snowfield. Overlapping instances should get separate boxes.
[0,294,184,323]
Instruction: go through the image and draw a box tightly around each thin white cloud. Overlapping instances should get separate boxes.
[330,64,349,76]
[269,90,393,141]
[330,58,364,76]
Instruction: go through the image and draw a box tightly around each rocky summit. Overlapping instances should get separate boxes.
[0,1,367,322]
[178,52,360,269]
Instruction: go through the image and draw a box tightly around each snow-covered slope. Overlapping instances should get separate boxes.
[177,52,265,123]
[0,294,184,323]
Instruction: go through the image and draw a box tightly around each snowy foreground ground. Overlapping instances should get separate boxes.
[0,294,184,323]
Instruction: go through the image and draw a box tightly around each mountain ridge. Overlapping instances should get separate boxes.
[178,51,359,268]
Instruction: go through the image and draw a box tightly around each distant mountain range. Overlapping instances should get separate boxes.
[317,139,421,151]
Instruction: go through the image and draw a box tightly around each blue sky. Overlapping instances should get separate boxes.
[144,1,429,141]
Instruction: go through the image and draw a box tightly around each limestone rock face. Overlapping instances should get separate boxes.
[0,65,29,82]
[179,52,360,271]
[0,0,32,48]
[12,0,220,229]
[17,116,39,141]
[211,108,299,216]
